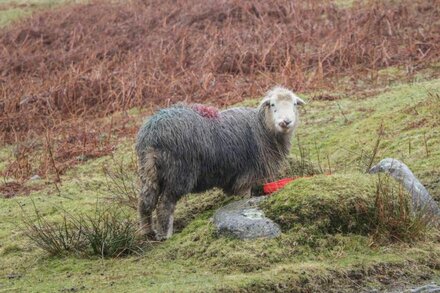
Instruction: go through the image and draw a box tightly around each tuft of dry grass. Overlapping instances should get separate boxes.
[373,175,431,243]
[0,181,33,198]
[103,154,139,210]
[23,201,146,258]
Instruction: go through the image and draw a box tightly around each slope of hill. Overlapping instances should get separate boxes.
[1,0,439,292]
[1,78,439,292]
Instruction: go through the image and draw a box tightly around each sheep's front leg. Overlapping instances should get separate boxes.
[227,175,253,198]
[241,188,252,198]
[155,195,177,240]
[234,181,252,198]
[224,182,252,198]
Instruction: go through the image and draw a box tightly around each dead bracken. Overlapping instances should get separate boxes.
[0,0,440,182]
[0,181,32,198]
[1,0,440,143]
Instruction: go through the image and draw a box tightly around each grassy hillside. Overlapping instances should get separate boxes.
[1,0,440,292]
[1,77,439,292]
[295,78,440,199]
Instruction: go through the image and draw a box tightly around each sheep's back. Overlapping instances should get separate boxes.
[136,106,213,158]
[136,106,262,173]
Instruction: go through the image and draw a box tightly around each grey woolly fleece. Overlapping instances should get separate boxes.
[136,104,294,197]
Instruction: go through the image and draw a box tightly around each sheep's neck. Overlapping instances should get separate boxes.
[257,111,292,179]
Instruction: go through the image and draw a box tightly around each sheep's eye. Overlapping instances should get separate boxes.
[271,104,275,107]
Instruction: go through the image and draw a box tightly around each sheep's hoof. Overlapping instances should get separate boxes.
[154,232,171,242]
[136,228,156,241]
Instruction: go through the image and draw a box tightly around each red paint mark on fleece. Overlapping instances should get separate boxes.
[191,104,220,119]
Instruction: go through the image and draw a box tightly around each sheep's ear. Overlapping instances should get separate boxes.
[294,97,306,106]
[259,98,271,108]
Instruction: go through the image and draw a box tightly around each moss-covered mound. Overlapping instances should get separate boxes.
[261,173,431,245]
[261,174,377,234]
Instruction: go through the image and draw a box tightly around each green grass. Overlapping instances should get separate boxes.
[0,0,84,27]
[0,8,25,27]
[293,79,440,200]
[1,67,440,291]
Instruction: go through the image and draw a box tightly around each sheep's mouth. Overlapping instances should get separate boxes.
[276,125,293,133]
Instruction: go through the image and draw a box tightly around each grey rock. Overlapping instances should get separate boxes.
[380,282,440,293]
[30,175,41,180]
[76,155,88,162]
[213,197,281,240]
[409,283,440,293]
[369,158,440,221]
[7,274,21,280]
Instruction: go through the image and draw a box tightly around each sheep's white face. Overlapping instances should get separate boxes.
[260,87,305,134]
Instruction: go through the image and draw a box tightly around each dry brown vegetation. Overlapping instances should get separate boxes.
[1,0,440,188]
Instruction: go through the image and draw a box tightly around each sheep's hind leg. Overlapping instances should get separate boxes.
[138,185,160,239]
[154,156,194,240]
[155,195,178,240]
[137,150,160,239]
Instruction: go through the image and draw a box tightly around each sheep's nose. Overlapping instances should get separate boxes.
[279,119,292,128]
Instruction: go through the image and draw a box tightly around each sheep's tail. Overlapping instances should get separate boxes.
[138,148,161,236]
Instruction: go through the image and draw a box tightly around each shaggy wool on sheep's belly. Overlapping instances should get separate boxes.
[212,197,281,239]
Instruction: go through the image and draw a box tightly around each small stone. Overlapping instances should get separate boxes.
[30,175,41,180]
[76,155,88,162]
[7,273,21,279]
[410,284,440,293]
[213,197,281,240]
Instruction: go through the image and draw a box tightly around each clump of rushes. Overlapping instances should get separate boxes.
[373,175,431,243]
[103,155,139,210]
[23,204,87,256]
[23,202,147,258]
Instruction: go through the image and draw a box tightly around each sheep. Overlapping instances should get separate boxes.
[135,86,305,240]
